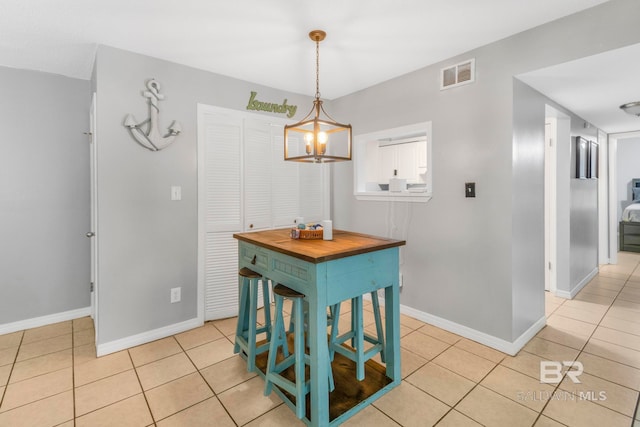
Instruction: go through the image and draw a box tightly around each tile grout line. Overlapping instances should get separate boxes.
[0,331,25,413]
[533,262,639,424]
[71,321,76,427]
[126,348,157,427]
[624,263,640,424]
[177,323,240,427]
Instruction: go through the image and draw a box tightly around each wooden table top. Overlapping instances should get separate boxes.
[233,228,405,264]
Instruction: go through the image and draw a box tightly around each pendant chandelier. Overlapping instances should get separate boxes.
[284,30,352,163]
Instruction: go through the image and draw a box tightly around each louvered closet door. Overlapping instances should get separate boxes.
[203,111,242,320]
[299,161,324,224]
[271,126,300,227]
[199,105,328,321]
[244,119,272,231]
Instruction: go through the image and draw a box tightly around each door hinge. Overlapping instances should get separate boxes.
[548,138,553,147]
[548,262,552,270]
[90,282,94,292]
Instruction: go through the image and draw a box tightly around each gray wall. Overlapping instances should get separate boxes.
[616,137,640,220]
[94,46,314,345]
[0,66,91,324]
[330,0,639,343]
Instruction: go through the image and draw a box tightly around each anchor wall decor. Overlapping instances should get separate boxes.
[123,79,182,151]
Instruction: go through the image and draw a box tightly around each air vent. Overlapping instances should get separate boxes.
[441,58,475,90]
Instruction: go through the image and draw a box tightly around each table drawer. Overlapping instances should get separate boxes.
[239,243,269,270]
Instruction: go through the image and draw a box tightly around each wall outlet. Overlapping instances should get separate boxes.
[170,287,181,303]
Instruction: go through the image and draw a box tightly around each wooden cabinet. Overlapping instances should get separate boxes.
[620,221,640,252]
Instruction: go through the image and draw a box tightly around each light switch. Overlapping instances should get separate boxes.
[465,182,476,198]
[171,186,182,201]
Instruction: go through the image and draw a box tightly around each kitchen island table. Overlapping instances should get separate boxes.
[233,228,405,426]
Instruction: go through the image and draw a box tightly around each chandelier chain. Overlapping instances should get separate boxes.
[315,38,321,99]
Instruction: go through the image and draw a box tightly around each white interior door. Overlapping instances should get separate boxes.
[544,119,557,293]
[199,107,243,321]
[89,93,99,338]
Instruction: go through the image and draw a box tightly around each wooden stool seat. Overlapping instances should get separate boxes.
[234,267,272,372]
[329,291,385,381]
[239,266,262,279]
[264,284,334,420]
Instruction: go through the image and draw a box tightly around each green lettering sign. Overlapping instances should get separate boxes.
[246,91,297,118]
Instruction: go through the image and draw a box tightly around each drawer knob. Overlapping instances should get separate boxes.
[251,255,257,265]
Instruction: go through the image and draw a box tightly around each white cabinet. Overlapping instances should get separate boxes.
[378,139,427,184]
[198,105,327,320]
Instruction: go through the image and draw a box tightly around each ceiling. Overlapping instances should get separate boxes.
[2,0,638,134]
[518,43,640,134]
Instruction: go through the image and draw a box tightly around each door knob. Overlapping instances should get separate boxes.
[86,232,95,238]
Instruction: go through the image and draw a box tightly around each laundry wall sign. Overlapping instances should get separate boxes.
[246,91,297,118]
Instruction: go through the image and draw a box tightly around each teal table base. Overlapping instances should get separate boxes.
[237,241,401,426]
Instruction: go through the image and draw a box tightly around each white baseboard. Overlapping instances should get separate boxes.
[364,292,545,356]
[400,304,546,356]
[555,266,598,299]
[97,317,203,357]
[0,306,92,336]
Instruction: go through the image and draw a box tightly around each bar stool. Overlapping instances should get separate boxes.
[264,284,334,420]
[234,267,272,372]
[329,291,385,381]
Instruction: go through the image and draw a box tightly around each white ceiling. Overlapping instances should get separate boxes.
[2,0,638,133]
[518,43,640,134]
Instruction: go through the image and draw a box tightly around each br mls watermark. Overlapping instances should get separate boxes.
[516,361,607,403]
[540,360,583,384]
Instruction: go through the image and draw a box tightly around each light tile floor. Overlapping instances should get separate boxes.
[1,254,640,426]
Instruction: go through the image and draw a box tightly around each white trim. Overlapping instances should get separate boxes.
[597,129,609,264]
[97,317,202,357]
[0,307,92,336]
[609,135,618,265]
[366,293,545,356]
[196,103,206,326]
[555,266,598,299]
[355,192,433,203]
[544,116,558,293]
[401,304,545,356]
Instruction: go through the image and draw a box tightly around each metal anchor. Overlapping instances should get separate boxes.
[124,79,181,151]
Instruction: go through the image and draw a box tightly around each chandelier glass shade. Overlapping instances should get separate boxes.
[284,30,352,163]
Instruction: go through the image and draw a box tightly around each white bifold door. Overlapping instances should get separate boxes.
[198,105,327,321]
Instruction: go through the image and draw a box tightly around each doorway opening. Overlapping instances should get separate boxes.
[608,131,640,264]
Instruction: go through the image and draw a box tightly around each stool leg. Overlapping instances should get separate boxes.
[371,291,386,363]
[328,350,335,392]
[264,294,285,396]
[292,298,306,419]
[234,277,250,354]
[328,303,341,361]
[353,295,365,381]
[246,278,259,372]
[261,279,272,341]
